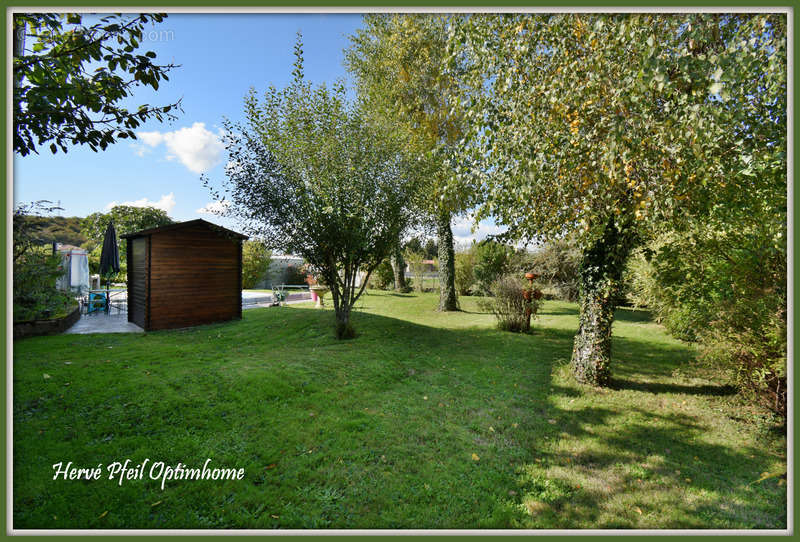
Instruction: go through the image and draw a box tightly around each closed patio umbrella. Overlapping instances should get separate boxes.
[98,221,120,310]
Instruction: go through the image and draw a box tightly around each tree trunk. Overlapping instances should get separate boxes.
[436,210,459,311]
[392,242,406,291]
[571,218,636,386]
[335,303,354,339]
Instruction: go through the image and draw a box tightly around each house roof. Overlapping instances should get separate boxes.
[120,219,248,240]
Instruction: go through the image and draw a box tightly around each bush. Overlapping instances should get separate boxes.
[14,247,74,322]
[404,249,425,292]
[454,249,477,296]
[479,274,541,333]
[529,236,581,302]
[371,259,395,290]
[284,264,307,286]
[242,240,272,289]
[473,240,513,296]
[626,230,787,417]
[14,202,75,322]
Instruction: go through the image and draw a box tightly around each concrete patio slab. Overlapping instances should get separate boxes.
[64,311,144,334]
[62,291,314,334]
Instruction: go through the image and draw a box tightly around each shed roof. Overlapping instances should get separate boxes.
[120,218,248,240]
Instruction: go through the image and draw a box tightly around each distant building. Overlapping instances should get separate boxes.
[54,245,89,295]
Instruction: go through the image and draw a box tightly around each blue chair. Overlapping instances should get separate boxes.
[87,291,108,313]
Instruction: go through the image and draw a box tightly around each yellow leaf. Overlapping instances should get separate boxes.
[98,510,108,519]
[635,507,643,515]
[151,500,162,507]
[43,374,51,380]
[489,426,495,433]
[471,453,480,461]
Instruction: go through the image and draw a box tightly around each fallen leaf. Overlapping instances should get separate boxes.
[98,510,108,519]
[685,478,692,483]
[471,453,480,461]
[512,423,519,428]
[265,463,277,470]
[271,515,279,519]
[423,396,428,400]
[43,374,51,380]
[635,507,642,515]
[489,426,495,433]
[548,419,557,424]
[151,500,162,507]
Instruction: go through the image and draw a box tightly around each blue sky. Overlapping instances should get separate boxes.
[13,12,504,246]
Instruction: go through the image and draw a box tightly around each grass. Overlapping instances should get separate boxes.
[13,291,786,529]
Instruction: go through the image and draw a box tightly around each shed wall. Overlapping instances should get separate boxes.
[128,237,148,329]
[146,225,242,330]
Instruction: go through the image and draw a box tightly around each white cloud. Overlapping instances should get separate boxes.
[135,122,224,174]
[452,215,507,245]
[196,200,230,216]
[136,131,166,147]
[129,143,151,157]
[106,193,176,213]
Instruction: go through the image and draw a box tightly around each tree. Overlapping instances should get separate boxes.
[390,241,407,291]
[346,14,472,311]
[206,35,417,338]
[13,13,181,156]
[448,14,786,386]
[81,205,173,274]
[241,240,272,289]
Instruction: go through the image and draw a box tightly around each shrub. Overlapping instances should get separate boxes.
[404,249,425,292]
[473,240,512,296]
[14,202,75,322]
[454,249,477,296]
[284,264,307,286]
[529,236,581,302]
[626,230,787,417]
[242,240,272,289]
[479,274,541,333]
[14,247,74,322]
[371,259,395,290]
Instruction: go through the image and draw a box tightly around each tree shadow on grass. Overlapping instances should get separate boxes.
[613,306,653,323]
[610,378,737,397]
[13,301,784,529]
[537,304,652,325]
[508,401,786,529]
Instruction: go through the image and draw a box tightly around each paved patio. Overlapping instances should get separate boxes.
[64,310,144,334]
[64,291,314,334]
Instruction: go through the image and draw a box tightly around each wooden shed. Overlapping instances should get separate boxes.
[121,219,248,331]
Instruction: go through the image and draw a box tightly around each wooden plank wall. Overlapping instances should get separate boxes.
[128,237,148,329]
[147,225,242,331]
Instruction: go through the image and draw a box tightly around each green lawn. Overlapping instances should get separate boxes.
[13,291,786,529]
